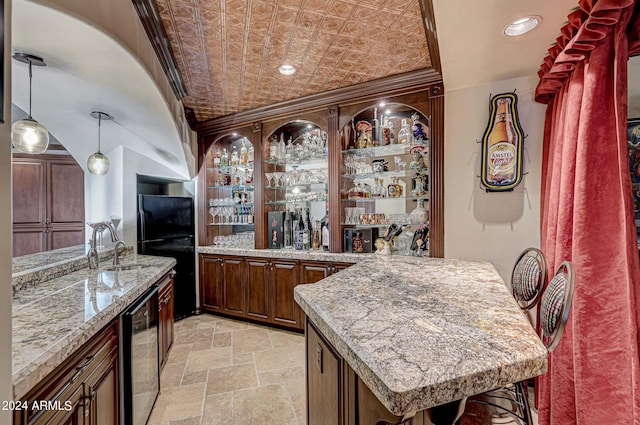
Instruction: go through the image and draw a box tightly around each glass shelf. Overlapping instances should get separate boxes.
[340,222,425,228]
[265,183,327,191]
[265,197,328,205]
[207,223,255,227]
[207,164,254,173]
[342,142,428,157]
[207,185,254,191]
[341,168,428,180]
[264,156,328,168]
[341,196,429,203]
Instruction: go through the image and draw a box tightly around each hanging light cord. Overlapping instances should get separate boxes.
[27,59,33,118]
[97,113,102,153]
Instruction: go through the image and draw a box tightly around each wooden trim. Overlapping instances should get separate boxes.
[184,106,197,131]
[252,122,266,249]
[132,0,187,100]
[195,69,442,136]
[429,83,445,257]
[418,0,442,76]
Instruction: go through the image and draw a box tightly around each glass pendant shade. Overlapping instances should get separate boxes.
[87,152,109,175]
[11,118,49,154]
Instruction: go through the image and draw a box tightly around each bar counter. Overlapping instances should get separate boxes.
[294,255,548,417]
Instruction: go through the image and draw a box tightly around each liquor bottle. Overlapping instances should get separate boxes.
[278,133,286,161]
[387,177,403,198]
[248,144,254,163]
[216,170,223,186]
[247,206,254,224]
[231,146,239,166]
[321,210,329,251]
[312,219,321,250]
[371,107,379,147]
[352,232,364,252]
[240,140,248,165]
[486,98,517,184]
[381,117,391,146]
[397,119,411,144]
[221,148,229,168]
[388,120,395,145]
[285,137,293,161]
[269,136,279,160]
[214,147,221,166]
[284,210,293,249]
[294,210,304,250]
[348,119,356,150]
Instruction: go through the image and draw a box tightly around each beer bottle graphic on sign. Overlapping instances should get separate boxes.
[481,93,523,191]
[486,98,516,184]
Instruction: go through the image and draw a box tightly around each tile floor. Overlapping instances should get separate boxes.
[148,314,538,425]
[148,314,306,425]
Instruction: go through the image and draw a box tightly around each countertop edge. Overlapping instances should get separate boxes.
[197,246,374,263]
[12,257,176,400]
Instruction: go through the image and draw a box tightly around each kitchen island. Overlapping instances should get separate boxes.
[294,256,548,424]
[12,253,175,401]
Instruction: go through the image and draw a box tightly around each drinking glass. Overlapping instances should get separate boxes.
[273,171,284,187]
[265,172,275,187]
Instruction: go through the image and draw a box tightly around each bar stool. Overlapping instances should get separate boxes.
[458,260,575,425]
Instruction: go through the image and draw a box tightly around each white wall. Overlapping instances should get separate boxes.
[444,75,545,280]
[1,0,12,418]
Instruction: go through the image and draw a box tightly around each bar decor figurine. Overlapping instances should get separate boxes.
[480,92,524,191]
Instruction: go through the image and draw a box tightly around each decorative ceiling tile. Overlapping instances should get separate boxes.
[155,0,431,121]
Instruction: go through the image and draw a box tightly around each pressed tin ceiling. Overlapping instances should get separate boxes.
[154,0,432,122]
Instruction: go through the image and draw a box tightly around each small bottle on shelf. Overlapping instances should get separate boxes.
[312,219,321,250]
[278,133,286,161]
[371,107,379,147]
[269,136,279,160]
[284,210,293,249]
[231,146,239,166]
[240,140,248,165]
[398,119,411,145]
[214,147,221,167]
[303,208,311,250]
[388,177,403,198]
[248,144,254,163]
[221,148,229,168]
[247,206,254,224]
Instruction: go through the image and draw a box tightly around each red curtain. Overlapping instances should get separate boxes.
[536,1,640,424]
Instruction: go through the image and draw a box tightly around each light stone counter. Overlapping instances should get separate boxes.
[12,244,122,293]
[198,246,375,263]
[12,254,176,399]
[294,256,548,416]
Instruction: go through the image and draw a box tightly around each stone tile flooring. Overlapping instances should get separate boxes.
[148,314,306,425]
[149,314,538,425]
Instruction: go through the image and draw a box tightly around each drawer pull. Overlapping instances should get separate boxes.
[75,354,95,371]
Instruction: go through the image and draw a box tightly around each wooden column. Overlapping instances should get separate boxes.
[252,122,266,249]
[327,105,341,253]
[429,84,445,258]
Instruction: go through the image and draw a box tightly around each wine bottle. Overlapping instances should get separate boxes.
[303,208,311,250]
[321,210,329,251]
[284,210,293,249]
[371,107,379,147]
[231,146,239,166]
[312,219,321,250]
[247,206,254,224]
[294,210,304,250]
[240,140,248,165]
[214,147,221,166]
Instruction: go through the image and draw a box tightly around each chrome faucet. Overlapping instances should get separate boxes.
[87,221,120,269]
[113,240,128,265]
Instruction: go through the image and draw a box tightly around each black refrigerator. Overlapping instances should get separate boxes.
[138,195,196,320]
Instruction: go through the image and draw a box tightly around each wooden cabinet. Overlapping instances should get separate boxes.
[246,258,271,322]
[270,260,300,328]
[199,254,354,330]
[222,256,245,315]
[12,155,85,257]
[158,273,175,370]
[307,319,344,425]
[14,322,119,425]
[200,254,224,310]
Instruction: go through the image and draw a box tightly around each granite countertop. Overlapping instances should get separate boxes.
[294,256,548,416]
[12,244,121,293]
[12,254,176,400]
[198,246,375,263]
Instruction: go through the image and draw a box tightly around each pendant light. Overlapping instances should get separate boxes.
[11,53,49,154]
[87,111,112,175]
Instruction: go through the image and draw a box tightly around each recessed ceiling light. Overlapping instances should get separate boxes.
[504,15,541,36]
[278,64,296,75]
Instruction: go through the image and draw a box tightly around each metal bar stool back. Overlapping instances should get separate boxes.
[511,248,547,312]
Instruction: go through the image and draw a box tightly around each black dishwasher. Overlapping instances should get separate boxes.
[120,286,160,425]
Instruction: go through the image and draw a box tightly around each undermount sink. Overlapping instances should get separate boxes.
[101,263,149,272]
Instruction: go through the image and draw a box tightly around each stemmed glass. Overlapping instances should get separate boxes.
[273,171,284,187]
[265,172,275,187]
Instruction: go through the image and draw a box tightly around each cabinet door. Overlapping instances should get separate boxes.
[246,258,271,322]
[306,319,343,425]
[47,160,85,225]
[222,256,245,316]
[13,227,47,257]
[300,261,332,284]
[200,255,224,311]
[85,347,119,425]
[12,158,46,226]
[271,260,301,329]
[158,274,175,370]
